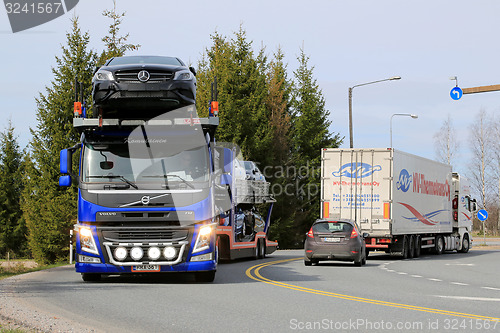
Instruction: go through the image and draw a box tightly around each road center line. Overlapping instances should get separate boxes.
[246,258,500,323]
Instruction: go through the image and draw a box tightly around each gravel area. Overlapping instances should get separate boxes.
[0,268,101,333]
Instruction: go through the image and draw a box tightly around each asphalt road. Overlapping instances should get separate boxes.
[2,249,500,332]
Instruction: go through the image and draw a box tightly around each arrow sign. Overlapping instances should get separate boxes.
[477,209,488,221]
[450,87,463,100]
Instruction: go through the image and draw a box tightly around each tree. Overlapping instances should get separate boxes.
[434,114,460,168]
[282,48,341,245]
[468,109,495,235]
[97,0,140,65]
[22,18,97,264]
[0,120,26,257]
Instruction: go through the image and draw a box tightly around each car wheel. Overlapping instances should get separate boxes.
[459,234,470,253]
[435,236,445,255]
[361,252,367,265]
[354,254,363,267]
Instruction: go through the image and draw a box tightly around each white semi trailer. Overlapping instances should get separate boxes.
[320,148,476,258]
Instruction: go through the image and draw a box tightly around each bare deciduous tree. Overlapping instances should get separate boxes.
[434,114,460,168]
[468,109,495,234]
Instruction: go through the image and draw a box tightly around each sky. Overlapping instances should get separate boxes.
[1,0,500,176]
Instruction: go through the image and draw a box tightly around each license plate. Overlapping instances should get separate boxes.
[132,265,160,272]
[324,237,341,242]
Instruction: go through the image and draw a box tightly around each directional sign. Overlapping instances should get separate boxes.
[450,87,463,100]
[477,209,488,221]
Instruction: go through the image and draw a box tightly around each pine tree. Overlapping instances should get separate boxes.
[22,18,97,264]
[0,120,26,257]
[287,48,342,243]
[97,0,140,65]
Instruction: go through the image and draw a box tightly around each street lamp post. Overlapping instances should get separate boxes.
[390,113,418,149]
[348,76,401,148]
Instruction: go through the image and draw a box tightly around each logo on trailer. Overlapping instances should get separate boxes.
[398,202,448,226]
[396,169,412,192]
[138,70,150,82]
[332,163,381,179]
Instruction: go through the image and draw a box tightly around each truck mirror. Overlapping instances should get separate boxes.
[59,175,72,187]
[362,233,370,238]
[189,66,196,76]
[60,149,71,174]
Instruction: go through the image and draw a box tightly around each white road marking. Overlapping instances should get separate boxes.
[428,278,442,282]
[451,282,469,286]
[434,295,500,302]
[445,263,475,266]
[411,275,422,278]
[481,287,500,291]
[398,272,407,275]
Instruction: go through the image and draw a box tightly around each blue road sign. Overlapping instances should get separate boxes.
[450,87,463,100]
[477,209,488,221]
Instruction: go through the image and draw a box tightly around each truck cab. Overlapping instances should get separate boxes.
[60,106,220,282]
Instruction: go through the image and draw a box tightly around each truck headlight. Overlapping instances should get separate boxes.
[192,225,213,253]
[79,226,99,255]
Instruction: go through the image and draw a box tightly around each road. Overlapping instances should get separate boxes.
[1,249,500,332]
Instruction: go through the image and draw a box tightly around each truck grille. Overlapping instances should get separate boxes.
[101,227,188,242]
[115,70,173,83]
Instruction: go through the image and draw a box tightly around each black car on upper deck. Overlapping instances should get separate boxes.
[92,55,196,117]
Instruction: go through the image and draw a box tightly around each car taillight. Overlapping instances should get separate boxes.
[307,227,314,238]
[350,228,358,239]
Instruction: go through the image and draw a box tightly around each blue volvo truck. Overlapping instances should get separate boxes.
[60,72,276,282]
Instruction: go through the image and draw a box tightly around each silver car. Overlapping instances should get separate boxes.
[304,219,367,266]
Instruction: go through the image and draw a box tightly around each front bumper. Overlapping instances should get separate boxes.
[76,260,217,274]
[93,80,196,109]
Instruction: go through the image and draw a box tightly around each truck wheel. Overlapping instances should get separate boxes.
[81,273,101,282]
[459,235,470,253]
[414,236,421,258]
[408,235,415,259]
[304,259,312,266]
[195,271,216,283]
[435,236,445,255]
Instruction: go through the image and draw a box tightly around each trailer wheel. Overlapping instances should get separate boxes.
[258,239,266,259]
[459,234,470,253]
[414,236,421,258]
[408,235,415,259]
[435,236,445,255]
[81,273,101,282]
[401,235,409,259]
[254,240,260,259]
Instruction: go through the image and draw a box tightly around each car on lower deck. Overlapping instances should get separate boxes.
[304,219,367,266]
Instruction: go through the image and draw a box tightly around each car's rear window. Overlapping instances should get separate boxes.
[107,56,183,66]
[313,222,353,234]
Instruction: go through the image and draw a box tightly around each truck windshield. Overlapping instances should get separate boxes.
[82,138,210,190]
